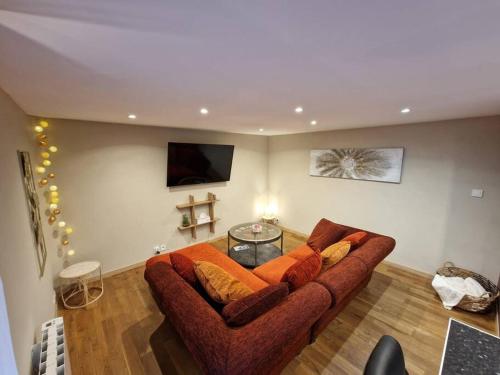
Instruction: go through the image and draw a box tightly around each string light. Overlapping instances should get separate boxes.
[34,119,76,257]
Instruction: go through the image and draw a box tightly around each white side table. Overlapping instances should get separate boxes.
[59,261,104,309]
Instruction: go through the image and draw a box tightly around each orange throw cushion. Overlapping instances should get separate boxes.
[222,283,289,326]
[281,251,322,290]
[170,253,197,287]
[307,218,346,252]
[194,261,253,304]
[341,231,368,250]
[252,256,298,285]
[287,244,316,260]
[321,241,351,270]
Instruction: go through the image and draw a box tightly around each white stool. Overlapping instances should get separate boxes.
[59,261,104,309]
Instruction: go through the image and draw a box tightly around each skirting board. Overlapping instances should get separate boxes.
[100,233,227,279]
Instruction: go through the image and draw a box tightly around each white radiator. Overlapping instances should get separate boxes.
[38,317,71,375]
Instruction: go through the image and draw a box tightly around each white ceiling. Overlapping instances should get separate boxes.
[1,1,500,135]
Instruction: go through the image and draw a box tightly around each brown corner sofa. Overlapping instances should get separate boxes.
[145,220,396,375]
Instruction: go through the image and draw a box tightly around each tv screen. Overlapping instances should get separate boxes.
[167,142,235,187]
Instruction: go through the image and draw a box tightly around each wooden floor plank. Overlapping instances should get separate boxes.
[59,230,497,374]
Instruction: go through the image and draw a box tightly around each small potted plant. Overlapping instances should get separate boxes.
[182,213,190,227]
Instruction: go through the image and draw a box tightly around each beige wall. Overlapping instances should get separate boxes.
[47,119,268,274]
[268,117,500,282]
[0,89,57,374]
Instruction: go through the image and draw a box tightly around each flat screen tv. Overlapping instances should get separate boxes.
[167,142,235,187]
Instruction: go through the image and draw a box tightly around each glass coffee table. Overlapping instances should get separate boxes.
[228,222,283,268]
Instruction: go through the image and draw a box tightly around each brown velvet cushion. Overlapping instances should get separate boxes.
[341,231,368,250]
[321,241,351,270]
[222,283,289,326]
[307,218,346,252]
[194,261,254,304]
[281,251,322,290]
[170,253,197,287]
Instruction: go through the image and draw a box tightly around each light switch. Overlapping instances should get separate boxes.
[471,189,484,198]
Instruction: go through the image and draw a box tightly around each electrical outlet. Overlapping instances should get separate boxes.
[153,245,160,254]
[160,244,167,251]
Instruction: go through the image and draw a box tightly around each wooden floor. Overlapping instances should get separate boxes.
[59,230,498,375]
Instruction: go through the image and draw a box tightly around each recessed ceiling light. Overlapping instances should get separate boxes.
[259,128,264,132]
[200,108,209,115]
[310,120,317,126]
[128,114,137,119]
[295,106,303,113]
[400,108,411,114]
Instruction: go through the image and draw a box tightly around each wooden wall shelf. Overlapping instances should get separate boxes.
[176,192,218,239]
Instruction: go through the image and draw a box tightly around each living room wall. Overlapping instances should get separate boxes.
[0,89,57,374]
[45,119,268,274]
[268,116,500,281]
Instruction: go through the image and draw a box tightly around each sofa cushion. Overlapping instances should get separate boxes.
[315,256,368,306]
[281,251,322,290]
[321,241,351,270]
[252,255,298,285]
[222,283,289,326]
[341,231,368,250]
[170,253,197,287]
[307,218,346,252]
[194,261,254,304]
[347,236,396,270]
[146,243,269,292]
[287,244,316,260]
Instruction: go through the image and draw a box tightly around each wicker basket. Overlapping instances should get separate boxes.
[436,262,500,313]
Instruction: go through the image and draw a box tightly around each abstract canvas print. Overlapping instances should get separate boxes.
[18,151,47,276]
[310,148,404,183]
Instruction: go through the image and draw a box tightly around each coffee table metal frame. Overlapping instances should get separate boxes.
[227,222,283,267]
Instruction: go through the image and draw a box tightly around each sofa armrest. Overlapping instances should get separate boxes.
[348,235,396,270]
[145,262,231,374]
[227,282,331,374]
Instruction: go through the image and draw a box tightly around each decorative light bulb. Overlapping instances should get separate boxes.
[42,160,51,167]
[34,126,44,133]
[36,166,46,174]
[50,191,59,197]
[65,227,73,235]
[58,221,66,228]
[49,203,58,210]
[39,179,48,186]
[51,197,60,204]
[62,239,69,246]
[49,146,58,153]
[48,173,56,179]
[49,185,58,192]
[67,249,75,256]
[41,152,50,159]
[39,120,49,128]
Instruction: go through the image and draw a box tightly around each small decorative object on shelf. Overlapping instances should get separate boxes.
[182,213,190,227]
[176,192,219,239]
[197,212,211,225]
[252,223,263,233]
